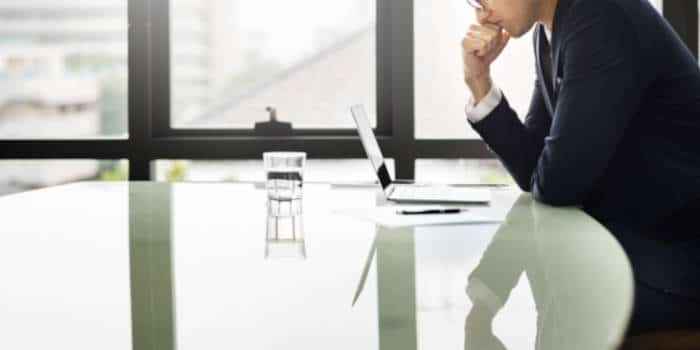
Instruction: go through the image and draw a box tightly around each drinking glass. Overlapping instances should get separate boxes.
[263,152,306,200]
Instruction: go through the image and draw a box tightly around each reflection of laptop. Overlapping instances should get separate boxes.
[351,105,491,204]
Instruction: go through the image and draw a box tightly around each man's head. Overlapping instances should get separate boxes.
[468,0,542,38]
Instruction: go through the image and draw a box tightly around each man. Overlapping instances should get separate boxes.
[460,0,700,335]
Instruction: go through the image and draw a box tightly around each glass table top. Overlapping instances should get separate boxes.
[0,182,634,349]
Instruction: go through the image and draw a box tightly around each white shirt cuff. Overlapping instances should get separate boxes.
[466,278,505,313]
[465,85,503,123]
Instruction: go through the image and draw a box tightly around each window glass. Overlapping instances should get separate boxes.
[170,0,377,130]
[0,2,128,139]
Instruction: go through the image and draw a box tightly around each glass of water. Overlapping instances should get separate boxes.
[263,152,306,200]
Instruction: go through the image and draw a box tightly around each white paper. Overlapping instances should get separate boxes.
[335,205,503,228]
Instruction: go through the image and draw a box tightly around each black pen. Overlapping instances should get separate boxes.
[396,208,467,215]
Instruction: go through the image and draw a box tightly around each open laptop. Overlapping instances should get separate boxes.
[351,105,491,204]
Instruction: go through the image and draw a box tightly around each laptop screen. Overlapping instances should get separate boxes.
[350,105,392,189]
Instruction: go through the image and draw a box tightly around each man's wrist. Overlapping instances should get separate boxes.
[466,77,493,105]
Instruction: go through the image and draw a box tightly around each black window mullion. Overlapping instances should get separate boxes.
[664,0,699,59]
[385,0,416,179]
[128,0,154,181]
[149,138,375,160]
[0,140,129,159]
[148,0,171,140]
[376,0,395,138]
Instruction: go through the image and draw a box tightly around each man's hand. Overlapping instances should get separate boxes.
[461,23,510,103]
[464,304,506,350]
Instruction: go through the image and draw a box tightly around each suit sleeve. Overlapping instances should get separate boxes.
[471,3,644,206]
[469,80,552,192]
[466,198,536,315]
[467,228,528,314]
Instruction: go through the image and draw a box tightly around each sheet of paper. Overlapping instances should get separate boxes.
[335,205,503,228]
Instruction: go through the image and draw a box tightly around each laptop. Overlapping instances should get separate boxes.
[350,105,491,204]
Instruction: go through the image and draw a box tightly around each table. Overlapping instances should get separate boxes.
[0,182,634,349]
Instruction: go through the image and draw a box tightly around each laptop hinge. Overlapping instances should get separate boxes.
[386,185,395,198]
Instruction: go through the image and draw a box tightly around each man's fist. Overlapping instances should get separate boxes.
[461,24,510,102]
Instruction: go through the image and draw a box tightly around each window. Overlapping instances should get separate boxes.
[0,2,128,139]
[169,0,377,130]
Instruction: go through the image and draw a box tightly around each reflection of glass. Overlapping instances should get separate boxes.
[170,0,376,129]
[264,152,306,200]
[265,199,306,260]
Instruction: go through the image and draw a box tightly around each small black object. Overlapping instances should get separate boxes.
[254,107,293,136]
[396,208,466,215]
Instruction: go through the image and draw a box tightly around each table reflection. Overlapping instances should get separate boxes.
[128,183,176,350]
[120,183,630,350]
[465,195,633,350]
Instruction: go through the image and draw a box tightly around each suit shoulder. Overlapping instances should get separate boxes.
[566,0,630,24]
[560,0,635,42]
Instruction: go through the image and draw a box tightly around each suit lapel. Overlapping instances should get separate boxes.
[552,43,562,100]
[550,0,572,110]
[534,0,572,117]
[535,24,555,118]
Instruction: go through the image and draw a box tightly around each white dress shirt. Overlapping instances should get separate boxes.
[466,28,552,123]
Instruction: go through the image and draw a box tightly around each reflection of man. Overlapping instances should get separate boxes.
[460,0,700,334]
[465,196,631,349]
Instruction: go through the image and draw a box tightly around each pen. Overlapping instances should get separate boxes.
[396,208,467,215]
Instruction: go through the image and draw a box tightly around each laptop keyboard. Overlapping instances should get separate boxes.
[391,185,484,201]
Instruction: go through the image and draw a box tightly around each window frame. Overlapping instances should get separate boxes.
[0,0,696,181]
[664,0,699,59]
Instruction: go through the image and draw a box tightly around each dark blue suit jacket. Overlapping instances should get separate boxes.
[470,0,700,298]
